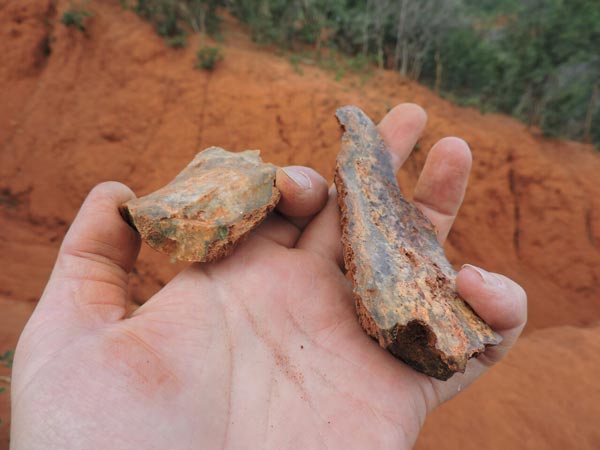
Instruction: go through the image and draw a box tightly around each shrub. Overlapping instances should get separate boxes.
[0,350,13,368]
[61,2,93,32]
[135,0,187,47]
[195,45,222,71]
[166,34,187,48]
[134,1,224,47]
[289,54,303,75]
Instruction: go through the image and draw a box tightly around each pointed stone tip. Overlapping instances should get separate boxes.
[335,105,361,126]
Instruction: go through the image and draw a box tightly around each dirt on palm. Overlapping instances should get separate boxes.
[1,1,599,448]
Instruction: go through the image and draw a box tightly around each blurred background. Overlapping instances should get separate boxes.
[0,0,599,448]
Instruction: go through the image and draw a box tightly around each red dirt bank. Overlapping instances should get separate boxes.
[1,1,599,448]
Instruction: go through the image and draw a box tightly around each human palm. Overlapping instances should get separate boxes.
[11,104,526,450]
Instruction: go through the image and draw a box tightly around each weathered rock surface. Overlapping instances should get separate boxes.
[120,147,280,262]
[334,106,502,380]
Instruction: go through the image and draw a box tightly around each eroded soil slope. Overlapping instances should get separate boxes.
[1,1,599,449]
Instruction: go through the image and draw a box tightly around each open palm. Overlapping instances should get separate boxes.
[11,104,526,450]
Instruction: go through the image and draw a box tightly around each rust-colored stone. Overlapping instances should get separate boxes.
[334,106,502,380]
[120,147,280,262]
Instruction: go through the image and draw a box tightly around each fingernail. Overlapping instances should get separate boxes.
[461,264,503,287]
[282,167,312,189]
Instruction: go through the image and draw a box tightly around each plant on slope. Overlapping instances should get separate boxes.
[61,1,93,32]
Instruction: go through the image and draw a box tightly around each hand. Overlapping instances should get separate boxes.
[11,104,527,450]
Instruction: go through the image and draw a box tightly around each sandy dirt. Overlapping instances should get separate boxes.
[1,1,599,448]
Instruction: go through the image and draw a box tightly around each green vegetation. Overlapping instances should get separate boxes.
[130,0,600,147]
[0,350,13,368]
[0,350,13,427]
[195,45,223,70]
[133,0,223,47]
[166,34,187,48]
[61,1,93,32]
[431,0,600,146]
[286,50,374,82]
[289,54,304,75]
[135,0,188,46]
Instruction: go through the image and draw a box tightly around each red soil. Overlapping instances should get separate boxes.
[1,1,599,448]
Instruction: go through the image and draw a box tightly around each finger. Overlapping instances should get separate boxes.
[297,103,427,264]
[275,166,329,228]
[425,265,528,409]
[42,182,140,319]
[250,166,329,248]
[378,103,428,171]
[251,213,301,248]
[295,185,343,265]
[413,137,472,243]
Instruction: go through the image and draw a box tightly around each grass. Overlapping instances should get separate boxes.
[286,49,375,82]
[0,350,13,428]
[195,45,223,71]
[289,54,304,75]
[0,350,13,368]
[61,1,93,32]
[166,34,187,48]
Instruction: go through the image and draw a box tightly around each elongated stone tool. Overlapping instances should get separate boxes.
[120,147,280,262]
[334,106,502,380]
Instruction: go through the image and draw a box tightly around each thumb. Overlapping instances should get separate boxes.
[40,182,140,322]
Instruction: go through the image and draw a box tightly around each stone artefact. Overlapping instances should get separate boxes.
[120,147,280,262]
[334,106,502,380]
